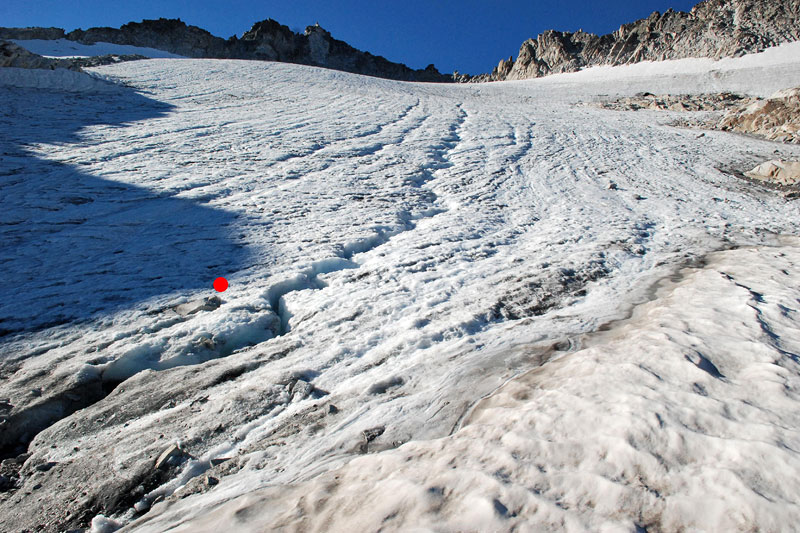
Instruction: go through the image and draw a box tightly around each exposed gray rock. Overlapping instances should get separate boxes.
[154,444,184,470]
[174,296,222,317]
[479,0,800,82]
[133,498,150,513]
[0,40,79,70]
[2,18,452,82]
[360,425,386,452]
[593,92,748,112]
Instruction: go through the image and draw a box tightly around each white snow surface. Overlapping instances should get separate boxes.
[1,43,800,532]
[10,38,185,59]
[132,241,800,532]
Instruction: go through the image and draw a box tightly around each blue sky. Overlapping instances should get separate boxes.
[2,1,701,74]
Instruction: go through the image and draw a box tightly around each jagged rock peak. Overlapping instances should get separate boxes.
[480,0,800,82]
[0,16,452,82]
[237,18,450,81]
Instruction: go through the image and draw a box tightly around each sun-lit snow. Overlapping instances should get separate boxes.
[130,240,800,532]
[1,42,800,532]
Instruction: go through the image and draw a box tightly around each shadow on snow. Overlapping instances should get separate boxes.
[0,75,249,337]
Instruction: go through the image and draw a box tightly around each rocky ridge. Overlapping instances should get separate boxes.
[477,0,800,82]
[1,39,151,71]
[0,40,79,70]
[4,0,799,84]
[0,18,450,82]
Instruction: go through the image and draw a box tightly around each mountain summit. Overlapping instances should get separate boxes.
[476,0,800,81]
[0,18,451,82]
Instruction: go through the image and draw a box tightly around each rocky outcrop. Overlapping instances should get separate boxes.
[594,91,747,112]
[65,18,231,59]
[717,87,800,143]
[481,0,800,81]
[238,21,448,82]
[1,39,149,71]
[745,160,800,185]
[0,40,78,70]
[595,87,800,144]
[2,18,451,82]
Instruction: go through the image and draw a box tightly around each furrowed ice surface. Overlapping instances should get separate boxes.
[0,43,799,532]
[130,241,800,532]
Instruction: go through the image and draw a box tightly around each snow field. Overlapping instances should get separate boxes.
[1,43,800,531]
[10,38,185,59]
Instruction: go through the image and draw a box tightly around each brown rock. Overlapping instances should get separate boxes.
[745,160,800,185]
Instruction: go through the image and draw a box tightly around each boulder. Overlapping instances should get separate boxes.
[154,443,184,470]
[174,295,222,317]
[745,160,800,186]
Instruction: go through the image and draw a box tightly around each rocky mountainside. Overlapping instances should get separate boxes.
[0,40,78,70]
[476,0,800,82]
[0,18,450,82]
[0,39,147,70]
[238,20,445,82]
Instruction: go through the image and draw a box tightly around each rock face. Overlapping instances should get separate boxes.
[238,21,448,82]
[0,40,78,70]
[480,0,800,81]
[64,18,231,59]
[718,87,800,143]
[2,18,451,82]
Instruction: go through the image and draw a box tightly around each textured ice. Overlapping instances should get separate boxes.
[1,42,800,532]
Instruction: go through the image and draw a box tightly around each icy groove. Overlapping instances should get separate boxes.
[262,103,469,336]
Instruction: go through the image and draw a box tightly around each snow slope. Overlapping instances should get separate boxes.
[10,38,185,59]
[132,241,800,532]
[1,43,800,532]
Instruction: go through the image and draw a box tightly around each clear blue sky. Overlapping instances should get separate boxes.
[2,0,701,74]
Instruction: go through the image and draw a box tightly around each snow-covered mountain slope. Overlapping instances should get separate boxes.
[1,43,800,532]
[10,38,185,58]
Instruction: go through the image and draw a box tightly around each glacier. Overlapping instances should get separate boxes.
[1,42,800,532]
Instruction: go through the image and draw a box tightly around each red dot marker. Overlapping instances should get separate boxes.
[213,277,228,292]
